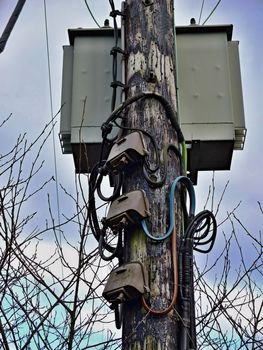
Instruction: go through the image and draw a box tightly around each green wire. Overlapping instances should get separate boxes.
[181,142,188,176]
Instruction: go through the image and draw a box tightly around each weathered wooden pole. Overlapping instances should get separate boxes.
[122,0,182,348]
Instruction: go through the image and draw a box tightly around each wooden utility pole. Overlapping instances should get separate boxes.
[122,0,182,348]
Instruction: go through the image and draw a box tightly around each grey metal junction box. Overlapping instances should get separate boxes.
[60,25,246,180]
[60,28,121,173]
[176,25,246,183]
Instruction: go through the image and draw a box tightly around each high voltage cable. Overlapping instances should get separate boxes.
[0,0,26,53]
[43,0,61,237]
[198,0,205,25]
[202,0,222,25]
[84,0,101,28]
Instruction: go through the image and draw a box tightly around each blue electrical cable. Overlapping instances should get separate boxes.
[141,176,196,241]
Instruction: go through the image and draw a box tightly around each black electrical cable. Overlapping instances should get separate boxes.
[102,91,184,143]
[88,0,125,260]
[180,190,191,231]
[88,163,110,243]
[0,0,26,54]
[84,0,101,28]
[88,163,105,241]
[109,0,125,112]
[101,92,184,187]
[179,236,193,350]
[179,210,199,349]
[202,0,222,25]
[179,211,217,349]
[96,174,122,202]
[198,0,206,25]
[98,228,123,261]
[142,143,183,188]
[114,304,123,329]
[190,263,197,350]
[178,198,217,349]
[95,163,123,202]
[179,236,198,350]
[185,210,217,253]
[164,143,183,175]
[112,119,161,174]
[89,192,122,258]
[179,209,217,312]
[111,119,183,188]
[88,161,124,260]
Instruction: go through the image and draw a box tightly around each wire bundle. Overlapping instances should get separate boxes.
[185,210,217,253]
[140,174,217,350]
[100,91,185,187]
[84,2,218,339]
[179,206,217,349]
[88,162,123,262]
[141,176,195,241]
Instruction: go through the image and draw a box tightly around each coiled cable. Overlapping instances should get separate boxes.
[88,161,123,258]
[141,176,195,241]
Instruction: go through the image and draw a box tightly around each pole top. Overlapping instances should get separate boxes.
[176,24,233,41]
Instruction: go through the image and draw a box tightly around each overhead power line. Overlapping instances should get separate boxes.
[43,0,61,234]
[198,0,206,25]
[0,0,26,54]
[202,0,223,25]
[84,0,101,28]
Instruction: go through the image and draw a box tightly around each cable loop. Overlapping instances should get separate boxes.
[103,91,184,143]
[88,161,123,258]
[141,176,195,241]
[98,228,123,261]
[183,210,217,253]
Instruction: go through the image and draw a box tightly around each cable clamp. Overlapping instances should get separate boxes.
[110,10,125,18]
[110,46,127,57]
[110,81,128,90]
[101,122,113,138]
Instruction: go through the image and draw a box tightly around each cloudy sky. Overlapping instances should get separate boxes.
[0,0,262,347]
[0,0,262,280]
[1,0,262,215]
[0,0,262,270]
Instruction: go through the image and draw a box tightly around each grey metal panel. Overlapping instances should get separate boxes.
[181,123,234,142]
[60,45,73,153]
[71,126,102,144]
[59,25,246,176]
[176,24,233,41]
[59,28,121,170]
[68,27,120,45]
[177,32,234,133]
[70,35,120,143]
[228,41,246,149]
[175,26,246,180]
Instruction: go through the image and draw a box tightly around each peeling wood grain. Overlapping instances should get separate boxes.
[122,1,180,349]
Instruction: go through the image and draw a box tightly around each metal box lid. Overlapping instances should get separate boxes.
[176,24,246,182]
[59,28,121,172]
[59,25,246,180]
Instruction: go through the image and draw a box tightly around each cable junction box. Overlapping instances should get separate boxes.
[105,190,150,230]
[104,131,148,174]
[103,262,149,305]
[59,25,246,184]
